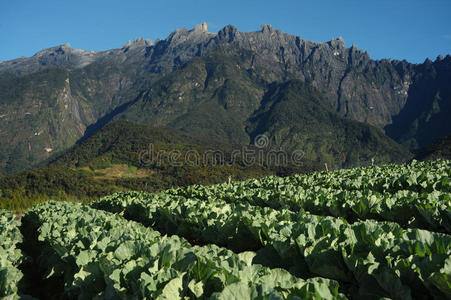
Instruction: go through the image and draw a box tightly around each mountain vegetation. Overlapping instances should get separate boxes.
[0,24,450,176]
[0,121,320,211]
[107,50,411,167]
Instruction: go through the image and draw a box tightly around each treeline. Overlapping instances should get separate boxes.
[0,121,321,211]
[0,162,314,212]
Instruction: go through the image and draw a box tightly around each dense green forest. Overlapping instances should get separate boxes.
[0,121,320,211]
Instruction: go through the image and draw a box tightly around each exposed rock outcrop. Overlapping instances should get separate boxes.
[0,23,449,174]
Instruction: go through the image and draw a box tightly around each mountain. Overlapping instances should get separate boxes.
[0,23,449,174]
[50,119,319,172]
[245,80,409,166]
[1,120,319,211]
[414,134,451,161]
[115,50,410,167]
[385,58,451,149]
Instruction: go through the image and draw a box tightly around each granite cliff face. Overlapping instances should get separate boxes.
[0,63,146,174]
[114,51,410,167]
[0,23,449,174]
[385,57,451,149]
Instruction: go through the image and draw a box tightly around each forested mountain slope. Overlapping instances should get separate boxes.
[0,23,449,174]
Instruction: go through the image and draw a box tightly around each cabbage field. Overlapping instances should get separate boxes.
[1,160,450,299]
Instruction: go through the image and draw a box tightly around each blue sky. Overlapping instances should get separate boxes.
[1,0,450,63]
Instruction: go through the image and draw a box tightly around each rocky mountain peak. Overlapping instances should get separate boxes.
[217,25,239,42]
[260,24,275,33]
[157,23,215,55]
[328,36,345,49]
[34,43,72,57]
[193,22,208,33]
[1,23,450,175]
[166,22,213,45]
[122,40,132,47]
[122,38,153,49]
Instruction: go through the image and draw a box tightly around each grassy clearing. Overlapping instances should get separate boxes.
[81,164,155,180]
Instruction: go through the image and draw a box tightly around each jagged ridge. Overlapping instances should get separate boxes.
[0,23,449,174]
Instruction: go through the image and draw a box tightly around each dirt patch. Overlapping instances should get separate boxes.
[88,164,155,179]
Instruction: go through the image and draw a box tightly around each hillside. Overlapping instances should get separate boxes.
[0,24,449,174]
[0,120,320,211]
[385,57,451,149]
[414,134,451,161]
[116,51,410,167]
[0,63,153,174]
[245,80,410,166]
